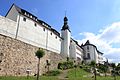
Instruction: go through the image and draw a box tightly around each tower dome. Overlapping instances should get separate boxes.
[61,16,70,32]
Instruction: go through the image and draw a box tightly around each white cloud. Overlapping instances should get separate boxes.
[77,22,120,63]
[100,22,120,44]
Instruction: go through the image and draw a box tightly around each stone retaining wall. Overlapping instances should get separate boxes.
[0,34,63,76]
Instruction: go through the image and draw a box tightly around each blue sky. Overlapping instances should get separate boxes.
[0,0,120,63]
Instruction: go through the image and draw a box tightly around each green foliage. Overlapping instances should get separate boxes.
[111,63,116,69]
[90,60,96,67]
[45,70,61,76]
[35,48,45,59]
[98,64,108,73]
[83,65,91,72]
[58,61,73,70]
[35,48,45,80]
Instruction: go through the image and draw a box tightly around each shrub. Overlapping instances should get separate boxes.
[45,70,61,76]
[58,61,74,70]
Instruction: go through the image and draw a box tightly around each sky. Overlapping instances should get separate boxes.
[0,0,120,63]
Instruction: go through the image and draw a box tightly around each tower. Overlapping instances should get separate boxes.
[61,16,71,57]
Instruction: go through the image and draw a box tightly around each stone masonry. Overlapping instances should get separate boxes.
[0,34,63,76]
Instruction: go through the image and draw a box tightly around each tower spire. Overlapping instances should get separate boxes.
[61,15,70,32]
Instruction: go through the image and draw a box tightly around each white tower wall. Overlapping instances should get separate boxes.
[61,30,70,57]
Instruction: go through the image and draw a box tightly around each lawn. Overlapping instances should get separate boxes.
[0,76,58,80]
[67,68,120,80]
[0,68,120,80]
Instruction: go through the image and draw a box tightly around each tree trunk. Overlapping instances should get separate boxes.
[47,65,49,73]
[37,58,40,80]
[105,72,106,77]
[94,67,96,80]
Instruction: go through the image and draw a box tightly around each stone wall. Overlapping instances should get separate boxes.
[0,34,63,76]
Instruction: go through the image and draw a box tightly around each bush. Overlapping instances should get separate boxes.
[58,61,74,70]
[45,70,61,76]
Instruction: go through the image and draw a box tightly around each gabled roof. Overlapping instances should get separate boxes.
[5,4,61,37]
[85,40,90,45]
[82,40,104,55]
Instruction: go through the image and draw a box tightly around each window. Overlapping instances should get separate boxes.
[23,17,26,22]
[56,36,57,39]
[43,28,45,31]
[59,39,61,41]
[87,53,90,59]
[87,46,89,50]
[34,23,37,27]
[51,32,52,35]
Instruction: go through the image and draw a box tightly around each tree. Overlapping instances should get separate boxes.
[111,63,116,80]
[98,64,108,77]
[116,63,120,75]
[90,60,96,80]
[35,48,45,80]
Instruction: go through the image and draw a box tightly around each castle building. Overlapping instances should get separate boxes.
[0,4,104,75]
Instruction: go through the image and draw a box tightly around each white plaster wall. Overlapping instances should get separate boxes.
[0,15,17,38]
[47,30,61,53]
[17,15,47,49]
[69,40,76,59]
[61,30,71,57]
[6,5,19,22]
[94,49,98,63]
[16,15,61,53]
[76,53,82,60]
[98,54,104,63]
[83,45,97,63]
[76,46,83,61]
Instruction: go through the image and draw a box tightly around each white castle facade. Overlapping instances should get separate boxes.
[0,4,104,64]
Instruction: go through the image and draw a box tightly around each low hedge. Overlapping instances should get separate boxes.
[45,70,61,76]
[58,61,74,70]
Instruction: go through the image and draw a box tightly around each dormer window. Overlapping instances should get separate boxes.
[23,17,26,22]
[27,14,29,17]
[30,15,32,18]
[42,23,44,25]
[33,17,35,20]
[24,12,26,15]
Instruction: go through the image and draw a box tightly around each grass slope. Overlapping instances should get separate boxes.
[0,68,120,80]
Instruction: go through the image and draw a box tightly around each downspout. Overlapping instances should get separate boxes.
[15,14,20,39]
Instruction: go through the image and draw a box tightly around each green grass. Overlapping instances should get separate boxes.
[67,68,91,77]
[0,68,120,80]
[0,76,58,80]
[67,68,120,80]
